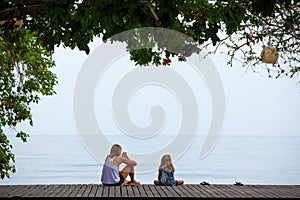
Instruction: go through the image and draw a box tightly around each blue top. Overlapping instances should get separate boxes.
[159,166,178,186]
[101,157,120,185]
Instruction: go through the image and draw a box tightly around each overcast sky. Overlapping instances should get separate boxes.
[12,37,300,138]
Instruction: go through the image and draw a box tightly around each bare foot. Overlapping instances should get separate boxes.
[123,180,130,185]
[131,180,140,185]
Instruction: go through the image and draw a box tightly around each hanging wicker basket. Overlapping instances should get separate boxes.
[261,46,279,64]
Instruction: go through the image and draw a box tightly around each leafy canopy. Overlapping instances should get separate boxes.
[0,0,299,179]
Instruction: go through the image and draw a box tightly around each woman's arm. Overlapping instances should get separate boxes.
[119,155,137,166]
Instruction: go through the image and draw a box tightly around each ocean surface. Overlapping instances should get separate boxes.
[2,134,300,185]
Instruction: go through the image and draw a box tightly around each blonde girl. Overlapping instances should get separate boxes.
[153,154,184,186]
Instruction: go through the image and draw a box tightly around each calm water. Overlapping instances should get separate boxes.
[2,134,300,185]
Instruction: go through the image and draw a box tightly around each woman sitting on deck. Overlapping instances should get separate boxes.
[101,144,139,186]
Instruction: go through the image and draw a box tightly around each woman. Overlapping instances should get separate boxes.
[101,144,139,186]
[153,154,184,186]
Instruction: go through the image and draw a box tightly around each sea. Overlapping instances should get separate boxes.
[1,134,300,185]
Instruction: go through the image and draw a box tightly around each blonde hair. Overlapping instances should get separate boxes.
[106,144,122,159]
[159,154,175,172]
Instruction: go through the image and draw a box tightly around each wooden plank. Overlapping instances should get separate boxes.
[88,184,97,197]
[33,185,46,197]
[115,186,122,197]
[6,185,27,197]
[278,185,296,198]
[148,185,161,197]
[264,185,286,198]
[75,184,87,197]
[167,185,186,197]
[81,184,92,197]
[228,185,257,198]
[210,185,234,198]
[159,186,176,197]
[175,185,194,197]
[240,185,261,198]
[214,184,240,198]
[131,185,141,197]
[102,185,110,197]
[184,185,200,197]
[53,184,68,197]
[120,185,128,197]
[141,185,153,197]
[250,185,281,198]
[94,185,104,197]
[46,184,64,197]
[244,185,272,198]
[108,186,115,197]
[50,184,65,197]
[210,184,240,198]
[87,184,98,197]
[136,185,147,197]
[0,185,15,196]
[11,185,31,197]
[184,184,204,197]
[168,185,183,197]
[19,185,43,197]
[225,185,253,198]
[47,184,66,197]
[5,185,29,198]
[196,185,219,198]
[263,185,293,198]
[72,184,84,197]
[126,185,135,197]
[220,184,250,198]
[33,185,53,197]
[275,185,299,198]
[283,185,300,197]
[153,185,167,197]
[244,185,270,198]
[189,184,211,198]
[186,184,208,198]
[61,184,76,197]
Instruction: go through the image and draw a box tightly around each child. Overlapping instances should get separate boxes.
[153,154,184,186]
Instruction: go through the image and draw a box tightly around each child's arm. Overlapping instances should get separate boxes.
[154,169,162,185]
[158,169,162,180]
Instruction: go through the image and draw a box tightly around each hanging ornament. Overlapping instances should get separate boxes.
[260,46,279,64]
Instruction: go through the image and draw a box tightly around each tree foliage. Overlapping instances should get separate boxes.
[0,24,57,179]
[0,0,299,179]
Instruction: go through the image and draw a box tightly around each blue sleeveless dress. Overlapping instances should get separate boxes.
[159,166,178,186]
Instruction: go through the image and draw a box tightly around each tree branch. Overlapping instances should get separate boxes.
[144,0,161,26]
[0,1,48,20]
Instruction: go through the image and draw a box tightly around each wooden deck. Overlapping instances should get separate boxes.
[0,184,300,199]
